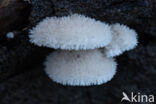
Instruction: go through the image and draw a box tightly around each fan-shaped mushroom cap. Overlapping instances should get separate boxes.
[44,49,117,86]
[105,23,138,57]
[29,14,112,50]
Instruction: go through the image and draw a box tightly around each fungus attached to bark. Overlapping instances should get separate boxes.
[29,14,112,50]
[44,49,117,86]
[105,23,138,57]
[29,14,138,86]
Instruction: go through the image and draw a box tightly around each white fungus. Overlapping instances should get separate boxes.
[105,23,138,57]
[29,14,112,50]
[44,49,117,86]
[6,32,14,39]
[29,14,138,86]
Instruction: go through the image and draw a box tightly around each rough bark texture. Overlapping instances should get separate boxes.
[0,0,156,104]
[0,0,30,36]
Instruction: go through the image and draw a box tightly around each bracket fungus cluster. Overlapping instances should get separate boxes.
[29,14,138,86]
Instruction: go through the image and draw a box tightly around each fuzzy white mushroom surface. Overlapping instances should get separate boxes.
[105,23,138,57]
[29,14,112,50]
[44,49,117,86]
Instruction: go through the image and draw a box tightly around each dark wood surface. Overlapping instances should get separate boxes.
[0,0,155,104]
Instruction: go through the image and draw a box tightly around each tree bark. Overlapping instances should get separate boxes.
[0,0,155,104]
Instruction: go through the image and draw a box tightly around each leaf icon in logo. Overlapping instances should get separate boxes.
[121,92,131,102]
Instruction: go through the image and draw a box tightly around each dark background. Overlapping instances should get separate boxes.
[0,0,156,104]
